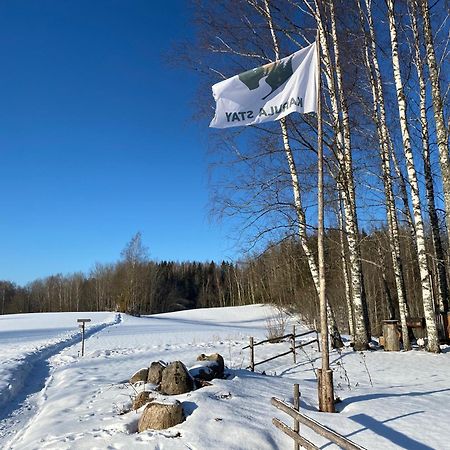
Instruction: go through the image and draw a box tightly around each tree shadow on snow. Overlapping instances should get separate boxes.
[337,387,450,411]
[138,315,266,330]
[344,412,435,450]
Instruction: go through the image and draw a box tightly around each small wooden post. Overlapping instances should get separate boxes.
[250,336,255,372]
[291,325,297,364]
[77,318,91,357]
[293,383,300,450]
[382,320,400,351]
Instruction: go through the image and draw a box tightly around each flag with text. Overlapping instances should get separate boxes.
[210,42,317,129]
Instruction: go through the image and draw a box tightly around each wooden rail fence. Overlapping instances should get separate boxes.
[272,384,366,450]
[243,326,320,371]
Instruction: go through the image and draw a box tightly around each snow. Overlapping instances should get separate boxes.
[0,305,449,449]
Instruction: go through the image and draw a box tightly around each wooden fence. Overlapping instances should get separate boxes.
[243,327,320,371]
[272,384,366,450]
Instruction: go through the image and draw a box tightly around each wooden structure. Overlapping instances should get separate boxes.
[77,318,91,356]
[382,320,400,351]
[272,388,366,450]
[243,328,319,372]
[406,317,426,340]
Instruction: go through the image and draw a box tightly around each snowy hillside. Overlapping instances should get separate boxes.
[0,305,449,449]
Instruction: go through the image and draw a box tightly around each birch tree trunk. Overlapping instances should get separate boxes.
[263,0,343,348]
[410,0,449,313]
[420,0,450,254]
[386,0,440,353]
[313,0,369,350]
[389,140,416,242]
[338,191,355,337]
[360,0,411,349]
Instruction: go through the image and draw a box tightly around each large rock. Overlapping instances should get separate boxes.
[132,391,154,410]
[148,361,165,384]
[193,353,225,380]
[130,368,149,384]
[160,361,194,395]
[138,400,184,431]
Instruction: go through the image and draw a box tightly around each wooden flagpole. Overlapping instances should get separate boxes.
[316,22,335,413]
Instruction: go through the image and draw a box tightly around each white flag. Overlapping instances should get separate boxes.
[210,42,317,129]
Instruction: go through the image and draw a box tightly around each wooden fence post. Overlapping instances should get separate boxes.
[293,383,300,450]
[250,336,255,372]
[77,318,91,357]
[292,325,297,364]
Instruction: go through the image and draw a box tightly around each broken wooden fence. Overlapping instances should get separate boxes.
[272,384,366,450]
[243,327,320,371]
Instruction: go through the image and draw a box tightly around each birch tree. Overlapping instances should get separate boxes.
[337,191,355,336]
[359,0,411,349]
[310,0,370,350]
[386,0,440,352]
[420,0,450,253]
[409,0,448,313]
[260,0,344,347]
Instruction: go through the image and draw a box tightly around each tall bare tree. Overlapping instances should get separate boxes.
[386,0,440,352]
[359,0,411,349]
[420,0,450,253]
[409,0,448,314]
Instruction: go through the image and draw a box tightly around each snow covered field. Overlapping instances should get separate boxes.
[0,305,449,449]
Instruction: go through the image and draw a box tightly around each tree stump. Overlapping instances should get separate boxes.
[382,320,400,351]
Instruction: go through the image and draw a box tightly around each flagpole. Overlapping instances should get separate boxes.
[316,22,335,413]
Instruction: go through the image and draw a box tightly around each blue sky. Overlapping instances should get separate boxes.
[0,0,235,285]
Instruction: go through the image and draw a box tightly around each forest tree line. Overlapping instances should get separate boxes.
[0,224,445,343]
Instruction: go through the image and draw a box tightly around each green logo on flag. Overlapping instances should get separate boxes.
[238,57,293,100]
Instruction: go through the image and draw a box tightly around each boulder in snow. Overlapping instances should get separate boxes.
[147,361,165,384]
[193,353,225,380]
[129,368,149,384]
[138,400,184,431]
[160,361,194,395]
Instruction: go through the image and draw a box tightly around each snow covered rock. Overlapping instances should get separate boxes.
[138,400,184,431]
[129,368,149,384]
[132,391,155,410]
[147,361,165,384]
[160,361,194,395]
[194,353,225,380]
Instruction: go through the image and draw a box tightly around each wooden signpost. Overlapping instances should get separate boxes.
[77,318,91,356]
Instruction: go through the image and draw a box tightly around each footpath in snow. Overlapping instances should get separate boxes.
[1,305,449,449]
[0,312,120,445]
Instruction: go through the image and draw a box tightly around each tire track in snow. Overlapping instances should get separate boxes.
[0,314,122,446]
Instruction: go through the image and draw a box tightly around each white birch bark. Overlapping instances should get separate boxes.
[389,141,416,242]
[420,0,450,255]
[410,0,449,313]
[386,0,440,353]
[313,0,369,350]
[263,0,343,348]
[338,191,355,337]
[361,0,411,350]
